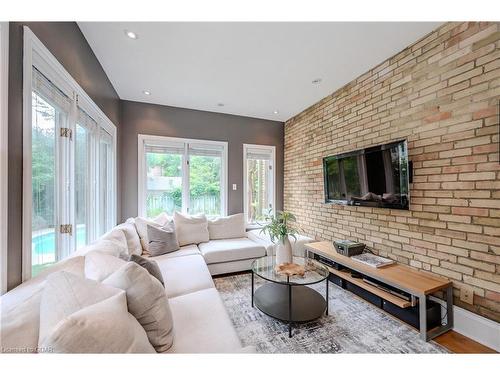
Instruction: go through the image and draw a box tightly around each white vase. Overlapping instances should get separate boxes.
[275,237,293,265]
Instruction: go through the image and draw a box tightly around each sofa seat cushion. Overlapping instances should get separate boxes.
[151,244,200,261]
[154,254,214,298]
[167,288,242,353]
[198,238,266,264]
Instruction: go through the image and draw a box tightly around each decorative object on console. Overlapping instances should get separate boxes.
[260,211,298,265]
[350,253,395,268]
[333,240,365,257]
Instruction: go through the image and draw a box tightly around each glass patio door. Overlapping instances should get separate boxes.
[74,108,96,249]
[31,68,71,276]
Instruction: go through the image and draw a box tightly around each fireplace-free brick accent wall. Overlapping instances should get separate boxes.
[284,22,500,321]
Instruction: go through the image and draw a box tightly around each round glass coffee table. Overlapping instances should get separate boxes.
[251,256,329,337]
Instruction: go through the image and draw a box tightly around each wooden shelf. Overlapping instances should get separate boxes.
[306,241,452,296]
[328,267,412,308]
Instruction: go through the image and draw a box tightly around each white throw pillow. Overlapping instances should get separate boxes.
[41,292,155,353]
[84,251,127,281]
[116,221,142,255]
[173,212,209,246]
[135,213,171,254]
[71,238,128,258]
[101,227,128,248]
[208,213,246,240]
[103,262,174,352]
[38,271,123,346]
[0,256,84,353]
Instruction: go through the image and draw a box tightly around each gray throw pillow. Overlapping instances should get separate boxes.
[146,222,180,257]
[128,254,165,287]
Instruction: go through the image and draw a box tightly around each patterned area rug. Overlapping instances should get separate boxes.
[214,273,449,353]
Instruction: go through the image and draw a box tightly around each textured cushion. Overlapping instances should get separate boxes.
[151,244,200,261]
[135,213,170,254]
[173,212,209,246]
[155,254,214,298]
[72,238,128,258]
[147,221,179,256]
[38,271,122,346]
[41,292,155,353]
[103,262,174,352]
[128,254,165,286]
[116,221,142,255]
[208,213,245,240]
[0,257,85,353]
[84,251,127,281]
[198,238,266,264]
[101,227,128,249]
[167,288,241,353]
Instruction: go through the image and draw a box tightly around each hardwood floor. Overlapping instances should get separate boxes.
[434,331,497,353]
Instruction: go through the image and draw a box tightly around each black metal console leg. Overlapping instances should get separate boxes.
[251,272,254,307]
[419,295,428,341]
[288,284,292,338]
[326,278,329,316]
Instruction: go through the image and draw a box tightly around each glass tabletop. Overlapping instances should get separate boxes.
[252,256,329,286]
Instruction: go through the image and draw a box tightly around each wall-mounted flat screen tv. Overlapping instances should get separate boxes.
[323,140,409,210]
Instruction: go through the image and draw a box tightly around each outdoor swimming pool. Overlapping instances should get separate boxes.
[32,227,86,257]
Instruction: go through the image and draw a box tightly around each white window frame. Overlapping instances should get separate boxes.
[243,144,276,225]
[22,27,117,281]
[0,22,9,294]
[138,134,228,218]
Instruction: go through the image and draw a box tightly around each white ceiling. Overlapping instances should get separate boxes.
[78,22,442,122]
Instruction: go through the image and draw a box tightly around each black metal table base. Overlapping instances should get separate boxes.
[251,275,329,337]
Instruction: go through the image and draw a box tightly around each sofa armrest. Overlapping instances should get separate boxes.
[246,230,274,256]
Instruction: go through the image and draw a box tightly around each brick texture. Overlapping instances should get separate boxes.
[284,22,500,322]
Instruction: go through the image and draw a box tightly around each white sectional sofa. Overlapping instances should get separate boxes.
[1,214,265,353]
[0,212,313,353]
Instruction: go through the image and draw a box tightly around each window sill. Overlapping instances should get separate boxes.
[246,223,265,231]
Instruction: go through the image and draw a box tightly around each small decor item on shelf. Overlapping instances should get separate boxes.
[275,262,305,277]
[260,211,298,266]
[333,239,365,257]
[350,253,395,268]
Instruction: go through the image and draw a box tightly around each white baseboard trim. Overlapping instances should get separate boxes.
[430,296,500,351]
[453,305,500,352]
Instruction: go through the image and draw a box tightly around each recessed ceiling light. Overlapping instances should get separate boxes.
[125,30,138,39]
[273,110,279,114]
[312,78,322,84]
[142,90,151,95]
[217,103,224,107]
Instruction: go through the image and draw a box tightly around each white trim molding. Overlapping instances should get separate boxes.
[430,296,500,351]
[138,134,228,218]
[22,27,117,281]
[0,22,9,295]
[453,305,500,351]
[243,143,276,225]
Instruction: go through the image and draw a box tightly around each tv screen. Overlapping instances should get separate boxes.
[323,140,409,209]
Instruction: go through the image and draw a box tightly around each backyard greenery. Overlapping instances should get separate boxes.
[146,153,222,217]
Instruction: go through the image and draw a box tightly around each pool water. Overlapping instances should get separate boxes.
[32,227,87,256]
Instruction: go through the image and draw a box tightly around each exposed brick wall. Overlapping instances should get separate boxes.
[284,22,500,322]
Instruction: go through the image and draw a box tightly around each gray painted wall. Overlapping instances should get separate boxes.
[120,100,284,221]
[7,22,121,289]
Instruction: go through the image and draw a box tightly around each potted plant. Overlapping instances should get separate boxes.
[260,211,298,265]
